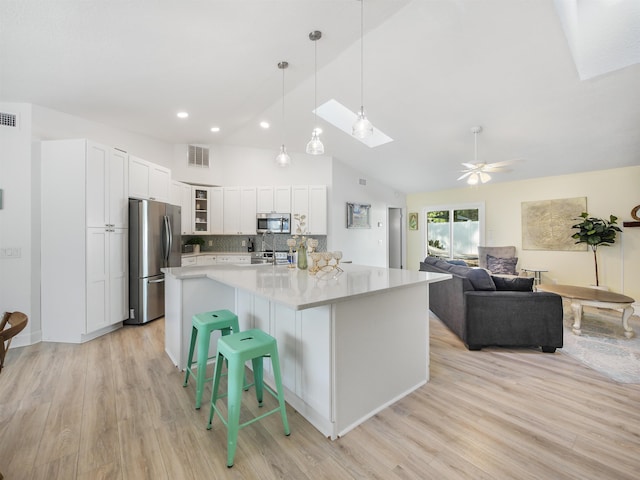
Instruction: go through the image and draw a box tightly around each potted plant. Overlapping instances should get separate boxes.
[185,236,205,254]
[571,212,621,287]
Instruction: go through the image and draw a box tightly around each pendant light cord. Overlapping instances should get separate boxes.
[360,0,365,110]
[314,38,318,127]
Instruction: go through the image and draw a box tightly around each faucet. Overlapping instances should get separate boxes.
[262,230,275,264]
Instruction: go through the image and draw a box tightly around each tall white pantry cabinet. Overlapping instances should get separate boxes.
[41,139,129,343]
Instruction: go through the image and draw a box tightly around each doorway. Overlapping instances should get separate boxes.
[388,208,403,269]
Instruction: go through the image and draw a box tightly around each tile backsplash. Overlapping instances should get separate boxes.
[182,234,327,253]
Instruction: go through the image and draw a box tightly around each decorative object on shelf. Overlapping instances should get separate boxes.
[306,30,325,155]
[571,212,622,287]
[275,61,292,167]
[457,126,517,185]
[352,0,374,139]
[185,236,205,254]
[408,212,418,230]
[286,238,297,269]
[632,205,640,221]
[347,202,371,229]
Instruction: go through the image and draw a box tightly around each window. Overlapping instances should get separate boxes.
[425,203,484,266]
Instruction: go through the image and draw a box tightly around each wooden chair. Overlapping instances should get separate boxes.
[0,311,28,373]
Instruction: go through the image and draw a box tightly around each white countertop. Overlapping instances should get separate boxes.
[163,263,451,310]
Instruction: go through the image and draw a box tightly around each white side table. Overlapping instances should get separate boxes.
[522,268,548,285]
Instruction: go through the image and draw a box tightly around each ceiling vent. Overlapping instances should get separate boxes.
[188,145,210,168]
[0,112,18,128]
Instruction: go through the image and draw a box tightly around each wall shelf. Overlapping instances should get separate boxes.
[623,221,640,227]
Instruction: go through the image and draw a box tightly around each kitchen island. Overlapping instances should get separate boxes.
[163,263,450,439]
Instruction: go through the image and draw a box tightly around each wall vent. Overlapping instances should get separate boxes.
[188,145,210,168]
[359,178,367,186]
[0,112,17,128]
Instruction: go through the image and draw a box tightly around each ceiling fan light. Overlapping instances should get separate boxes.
[306,130,325,155]
[352,107,373,139]
[479,172,491,183]
[467,173,479,185]
[275,145,291,167]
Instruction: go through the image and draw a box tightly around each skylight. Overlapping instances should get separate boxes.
[314,99,393,148]
[554,0,640,80]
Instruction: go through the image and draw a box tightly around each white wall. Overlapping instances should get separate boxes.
[330,160,406,267]
[407,166,640,300]
[32,105,174,167]
[0,102,38,346]
[171,143,332,187]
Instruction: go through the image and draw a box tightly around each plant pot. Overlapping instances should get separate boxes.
[193,245,200,254]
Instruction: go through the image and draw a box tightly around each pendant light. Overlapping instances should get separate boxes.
[352,0,374,139]
[275,61,292,167]
[306,30,325,155]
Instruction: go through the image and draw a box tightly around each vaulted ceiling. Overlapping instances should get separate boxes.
[1,0,639,193]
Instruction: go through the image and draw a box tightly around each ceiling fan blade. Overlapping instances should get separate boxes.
[482,166,511,173]
[488,159,523,168]
[461,162,477,170]
[457,172,472,180]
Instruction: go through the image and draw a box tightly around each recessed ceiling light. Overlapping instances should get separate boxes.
[177,111,189,119]
[210,126,220,132]
[260,121,270,129]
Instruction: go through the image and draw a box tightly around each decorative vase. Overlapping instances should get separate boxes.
[193,244,200,254]
[297,243,308,270]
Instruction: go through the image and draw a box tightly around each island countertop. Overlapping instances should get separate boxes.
[163,263,451,311]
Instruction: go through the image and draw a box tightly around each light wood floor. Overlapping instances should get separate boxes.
[1,315,639,479]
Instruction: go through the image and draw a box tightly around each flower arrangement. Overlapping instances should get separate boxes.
[292,213,308,249]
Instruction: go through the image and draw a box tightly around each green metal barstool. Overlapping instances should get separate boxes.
[207,328,290,467]
[183,309,242,409]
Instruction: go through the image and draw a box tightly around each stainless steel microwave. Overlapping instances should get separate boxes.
[256,213,291,234]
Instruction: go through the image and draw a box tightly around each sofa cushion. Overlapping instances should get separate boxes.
[487,254,518,275]
[434,259,455,271]
[466,268,497,291]
[446,259,468,266]
[491,275,534,292]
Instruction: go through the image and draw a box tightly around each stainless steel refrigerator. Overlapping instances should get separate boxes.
[127,199,181,324]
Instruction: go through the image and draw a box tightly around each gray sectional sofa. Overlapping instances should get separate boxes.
[420,256,563,352]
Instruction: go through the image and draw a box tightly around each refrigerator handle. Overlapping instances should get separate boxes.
[167,215,173,260]
[163,215,171,264]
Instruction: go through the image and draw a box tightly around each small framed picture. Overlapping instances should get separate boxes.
[347,202,371,229]
[408,212,418,230]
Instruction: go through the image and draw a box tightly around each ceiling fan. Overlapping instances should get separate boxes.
[457,126,516,185]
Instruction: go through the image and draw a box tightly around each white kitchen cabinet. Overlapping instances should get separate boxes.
[41,139,129,343]
[223,186,256,234]
[216,255,250,264]
[180,182,193,235]
[192,186,211,233]
[86,145,128,229]
[308,185,328,235]
[128,155,171,203]
[182,256,197,267]
[86,226,128,332]
[210,187,224,234]
[257,186,291,213]
[292,185,327,234]
[196,255,217,266]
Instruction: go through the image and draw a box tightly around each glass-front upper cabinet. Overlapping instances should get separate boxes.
[193,187,210,233]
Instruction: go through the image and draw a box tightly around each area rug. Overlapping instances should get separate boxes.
[560,305,640,383]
